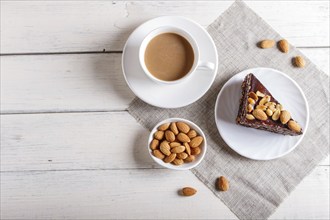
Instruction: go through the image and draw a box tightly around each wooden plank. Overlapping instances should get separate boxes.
[247,1,329,48]
[1,1,329,53]
[1,48,328,114]
[0,53,135,113]
[1,112,329,173]
[0,169,237,219]
[302,48,329,75]
[1,167,328,219]
[270,166,329,220]
[319,155,330,166]
[0,112,152,172]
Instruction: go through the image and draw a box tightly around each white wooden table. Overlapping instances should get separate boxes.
[1,1,329,219]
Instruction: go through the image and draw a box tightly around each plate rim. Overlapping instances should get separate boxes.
[214,67,310,160]
[121,16,218,108]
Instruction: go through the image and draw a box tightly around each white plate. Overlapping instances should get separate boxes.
[122,16,218,108]
[215,68,309,160]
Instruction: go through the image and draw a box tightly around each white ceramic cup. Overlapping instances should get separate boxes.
[139,26,215,84]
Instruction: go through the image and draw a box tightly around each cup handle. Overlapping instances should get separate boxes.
[197,61,215,70]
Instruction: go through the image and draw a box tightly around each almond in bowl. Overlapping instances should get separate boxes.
[148,118,207,171]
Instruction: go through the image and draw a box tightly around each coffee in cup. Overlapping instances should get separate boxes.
[139,26,214,84]
[144,33,194,81]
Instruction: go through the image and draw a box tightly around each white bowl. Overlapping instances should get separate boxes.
[148,118,207,170]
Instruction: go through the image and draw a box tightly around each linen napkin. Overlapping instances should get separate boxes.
[128,1,329,219]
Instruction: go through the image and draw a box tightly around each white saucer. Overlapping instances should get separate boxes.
[122,16,218,108]
[215,68,309,160]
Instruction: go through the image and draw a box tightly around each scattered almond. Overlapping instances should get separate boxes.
[171,145,185,154]
[160,141,171,156]
[191,147,201,155]
[187,130,197,139]
[158,123,170,131]
[165,130,176,142]
[170,142,181,148]
[189,136,203,148]
[164,153,176,163]
[184,155,195,163]
[177,133,190,143]
[150,139,159,150]
[170,122,179,135]
[288,120,301,133]
[280,110,291,124]
[160,140,170,148]
[294,56,305,68]
[259,39,275,48]
[154,131,164,140]
[177,122,190,134]
[278,39,289,53]
[184,142,191,156]
[182,187,197,196]
[176,152,188,160]
[153,150,165,160]
[252,109,268,121]
[172,158,184,166]
[218,176,229,191]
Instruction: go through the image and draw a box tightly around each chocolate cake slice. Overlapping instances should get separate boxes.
[236,73,303,136]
